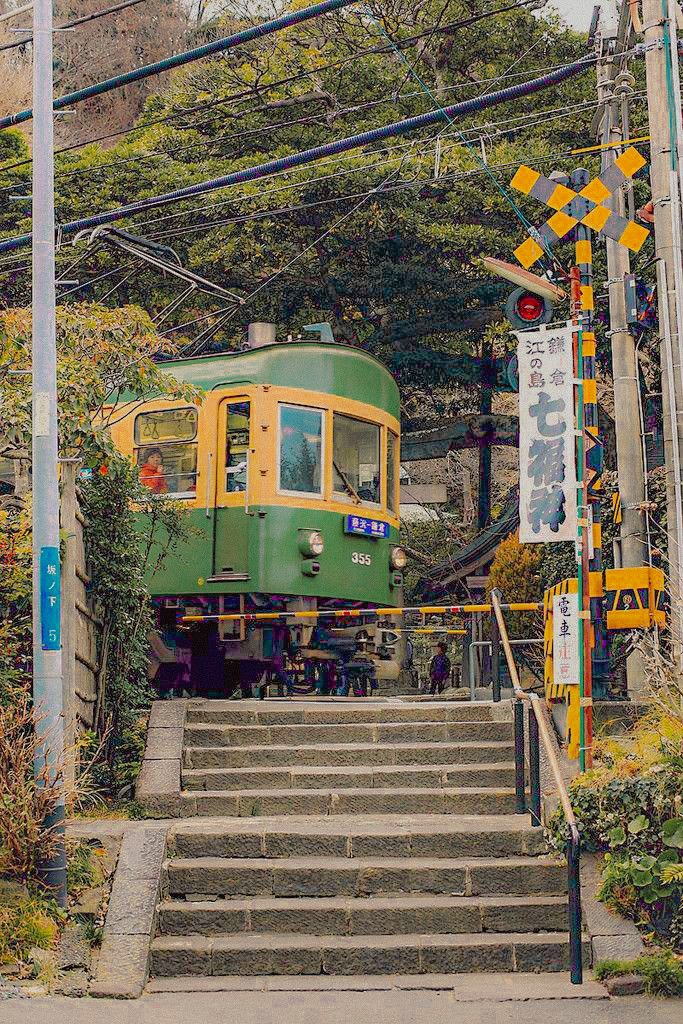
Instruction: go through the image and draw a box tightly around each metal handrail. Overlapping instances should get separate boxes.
[490,589,583,986]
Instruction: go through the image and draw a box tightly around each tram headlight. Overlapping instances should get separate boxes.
[299,530,324,557]
[390,546,407,570]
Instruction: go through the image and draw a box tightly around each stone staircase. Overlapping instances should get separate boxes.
[149,699,588,984]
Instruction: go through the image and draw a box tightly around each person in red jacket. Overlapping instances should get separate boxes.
[139,448,168,494]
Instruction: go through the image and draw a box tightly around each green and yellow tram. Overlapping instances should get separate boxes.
[109,324,406,696]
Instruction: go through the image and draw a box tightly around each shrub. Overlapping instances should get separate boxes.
[595,951,683,997]
[0,889,61,966]
[547,708,683,944]
[0,695,63,883]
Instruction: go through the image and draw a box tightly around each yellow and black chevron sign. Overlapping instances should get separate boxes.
[612,490,622,525]
[510,148,650,268]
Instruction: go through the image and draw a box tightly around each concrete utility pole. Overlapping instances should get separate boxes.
[595,7,648,691]
[32,0,66,904]
[642,0,683,659]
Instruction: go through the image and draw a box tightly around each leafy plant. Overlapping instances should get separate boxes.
[0,694,64,882]
[81,462,195,751]
[547,709,683,943]
[595,951,683,997]
[0,889,61,967]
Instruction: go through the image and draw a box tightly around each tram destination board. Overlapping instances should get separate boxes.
[344,515,388,538]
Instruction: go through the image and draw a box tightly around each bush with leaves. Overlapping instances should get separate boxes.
[81,459,196,761]
[547,709,683,945]
[0,502,31,703]
[0,695,64,883]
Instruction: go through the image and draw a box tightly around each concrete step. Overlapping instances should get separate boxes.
[185,787,518,817]
[182,762,517,793]
[158,894,569,937]
[149,931,588,977]
[184,720,512,749]
[169,814,546,860]
[184,740,516,769]
[185,701,497,726]
[145,972,609,997]
[165,855,567,898]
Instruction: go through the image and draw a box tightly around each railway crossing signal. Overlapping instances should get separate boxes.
[507,150,652,771]
[510,147,650,269]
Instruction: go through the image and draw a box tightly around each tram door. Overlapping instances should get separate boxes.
[212,397,251,578]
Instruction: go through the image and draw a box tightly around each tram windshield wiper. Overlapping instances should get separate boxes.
[333,460,361,504]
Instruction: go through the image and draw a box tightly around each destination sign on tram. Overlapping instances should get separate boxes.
[344,515,388,538]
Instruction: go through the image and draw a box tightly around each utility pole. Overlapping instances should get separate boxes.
[642,0,683,661]
[596,6,649,691]
[32,0,66,905]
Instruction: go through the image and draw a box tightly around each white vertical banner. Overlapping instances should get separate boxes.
[553,592,580,687]
[517,322,577,543]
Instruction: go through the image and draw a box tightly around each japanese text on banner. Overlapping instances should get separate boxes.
[552,592,580,686]
[517,322,577,543]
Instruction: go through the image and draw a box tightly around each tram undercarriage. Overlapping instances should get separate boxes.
[152,595,407,700]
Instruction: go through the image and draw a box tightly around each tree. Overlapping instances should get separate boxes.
[0,301,196,491]
[1,1,593,378]
[0,303,195,745]
[0,0,191,145]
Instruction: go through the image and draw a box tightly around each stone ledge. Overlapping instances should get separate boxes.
[581,854,645,967]
[91,824,168,1000]
[137,701,187,817]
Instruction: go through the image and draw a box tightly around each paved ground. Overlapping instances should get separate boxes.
[0,992,680,1024]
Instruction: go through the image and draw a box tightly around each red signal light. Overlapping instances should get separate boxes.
[515,292,545,322]
[504,286,554,329]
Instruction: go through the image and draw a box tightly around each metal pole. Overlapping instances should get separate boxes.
[567,826,583,985]
[478,336,493,530]
[571,267,594,772]
[490,587,502,703]
[596,40,648,693]
[642,0,683,656]
[513,700,526,814]
[528,705,541,826]
[572,169,607,711]
[32,0,66,906]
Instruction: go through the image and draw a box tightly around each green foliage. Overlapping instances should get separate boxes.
[547,711,683,944]
[81,460,195,750]
[0,303,196,467]
[0,502,31,702]
[80,718,148,798]
[595,951,683,997]
[0,889,62,967]
[66,840,106,896]
[1,5,594,373]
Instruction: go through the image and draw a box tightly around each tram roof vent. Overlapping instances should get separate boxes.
[246,322,277,349]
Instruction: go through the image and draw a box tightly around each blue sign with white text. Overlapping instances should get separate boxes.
[344,515,388,539]
[40,546,61,651]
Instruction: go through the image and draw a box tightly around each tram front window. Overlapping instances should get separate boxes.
[225,401,250,493]
[333,414,380,506]
[278,404,324,496]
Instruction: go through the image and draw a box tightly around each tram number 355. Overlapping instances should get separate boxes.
[351,552,372,566]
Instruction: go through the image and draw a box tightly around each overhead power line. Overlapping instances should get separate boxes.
[0,0,147,53]
[0,0,359,128]
[0,65,601,195]
[0,54,595,255]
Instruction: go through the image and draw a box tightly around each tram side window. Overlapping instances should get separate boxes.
[225,401,250,493]
[134,408,198,498]
[333,414,380,506]
[387,431,398,514]
[278,404,323,496]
